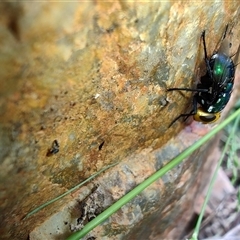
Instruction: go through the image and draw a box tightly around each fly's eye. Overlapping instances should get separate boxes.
[193,108,221,124]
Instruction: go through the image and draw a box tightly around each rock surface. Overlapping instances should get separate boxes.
[0,1,239,239]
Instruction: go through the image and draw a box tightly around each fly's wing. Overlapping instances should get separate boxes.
[215,41,240,89]
[209,24,237,105]
[233,43,240,65]
[213,24,233,55]
[218,23,240,65]
[218,38,231,56]
[211,25,234,90]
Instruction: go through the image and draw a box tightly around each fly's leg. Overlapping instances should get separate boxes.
[201,30,212,79]
[168,95,198,128]
[167,88,208,93]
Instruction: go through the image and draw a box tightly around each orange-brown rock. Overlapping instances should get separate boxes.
[0,1,239,239]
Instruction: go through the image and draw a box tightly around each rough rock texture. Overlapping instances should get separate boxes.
[0,1,239,239]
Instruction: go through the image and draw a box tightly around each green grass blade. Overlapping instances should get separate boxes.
[23,162,118,219]
[67,108,240,240]
[191,112,240,240]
